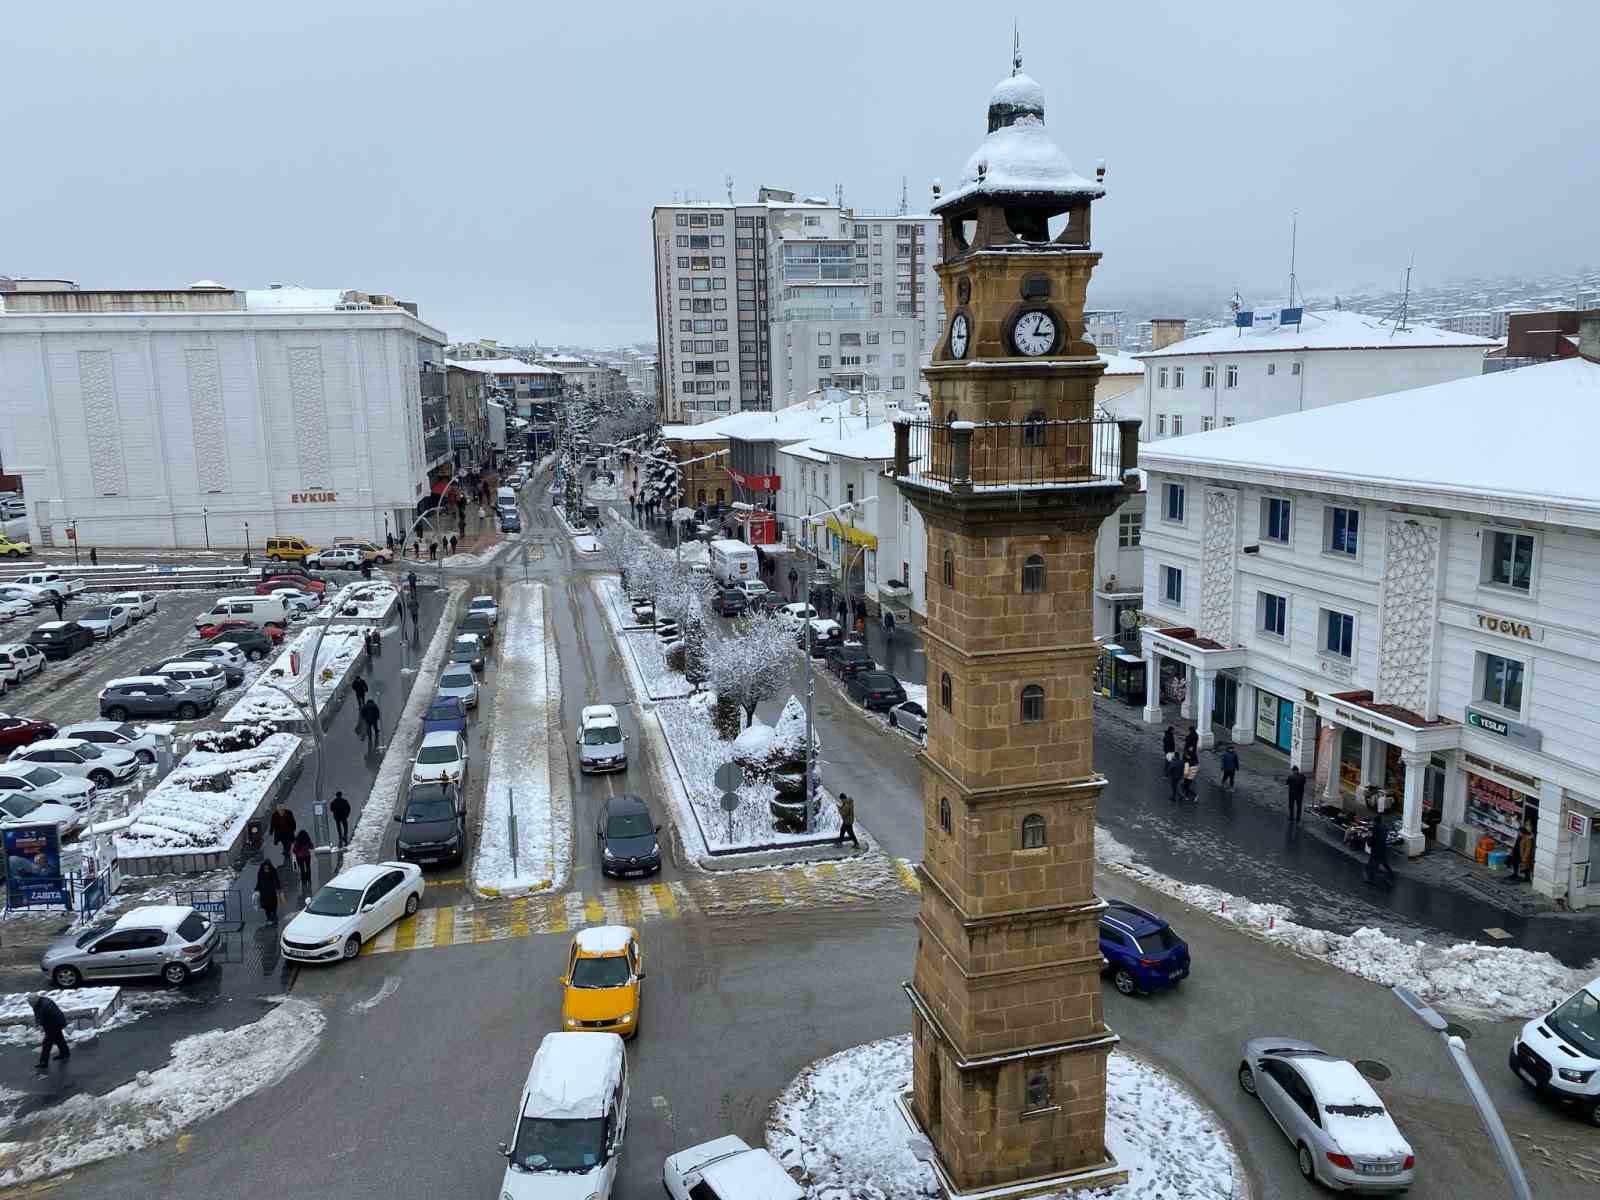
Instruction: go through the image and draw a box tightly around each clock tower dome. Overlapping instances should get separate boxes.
[893,56,1139,1197]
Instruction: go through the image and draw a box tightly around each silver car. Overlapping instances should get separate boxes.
[40,904,220,988]
[1238,1038,1415,1192]
[436,665,479,710]
[889,700,927,740]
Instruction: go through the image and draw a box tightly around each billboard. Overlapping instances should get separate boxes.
[4,824,69,909]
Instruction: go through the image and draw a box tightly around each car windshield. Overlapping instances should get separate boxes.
[305,885,364,917]
[23,768,59,786]
[74,920,116,949]
[452,641,477,654]
[510,1116,607,1173]
[583,726,621,746]
[426,703,460,720]
[571,955,631,988]
[441,670,473,688]
[404,797,456,823]
[606,810,653,839]
[1,795,41,817]
[82,607,111,620]
[417,744,459,765]
[1135,928,1181,954]
[71,743,103,759]
[1548,988,1600,1056]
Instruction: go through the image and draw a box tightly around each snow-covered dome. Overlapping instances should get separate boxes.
[987,71,1045,132]
[952,115,1097,201]
[188,279,227,290]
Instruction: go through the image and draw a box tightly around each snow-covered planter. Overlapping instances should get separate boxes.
[324,581,399,624]
[115,733,304,875]
[222,625,367,731]
[191,722,276,755]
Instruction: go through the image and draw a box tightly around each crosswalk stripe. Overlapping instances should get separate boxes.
[621,887,646,923]
[507,898,531,939]
[816,862,838,880]
[765,874,788,906]
[366,926,398,955]
[566,892,588,929]
[651,882,678,919]
[546,895,570,935]
[433,905,455,946]
[393,909,431,952]
[584,896,605,925]
[895,859,922,893]
[601,893,626,924]
[667,881,695,915]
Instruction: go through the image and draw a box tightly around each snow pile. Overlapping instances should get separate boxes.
[223,624,367,725]
[474,583,567,896]
[732,722,775,758]
[767,1035,1242,1200]
[949,114,1100,202]
[115,732,301,854]
[324,581,398,621]
[574,535,600,555]
[443,542,513,569]
[1095,827,1592,1019]
[0,997,324,1187]
[621,627,694,700]
[990,71,1045,113]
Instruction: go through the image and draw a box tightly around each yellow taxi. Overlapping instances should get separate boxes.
[559,925,643,1039]
[0,534,30,558]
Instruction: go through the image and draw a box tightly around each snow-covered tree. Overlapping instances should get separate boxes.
[710,612,804,726]
[634,430,681,511]
[598,523,649,583]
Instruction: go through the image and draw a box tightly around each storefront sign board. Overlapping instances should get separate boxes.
[1256,691,1279,742]
[1473,612,1543,642]
[1567,811,1590,838]
[1465,707,1543,751]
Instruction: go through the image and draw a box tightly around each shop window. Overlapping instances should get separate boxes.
[939,672,952,710]
[1020,813,1046,849]
[1021,684,1044,723]
[939,797,951,833]
[1477,652,1525,714]
[942,547,955,587]
[1021,554,1046,594]
[1481,529,1535,592]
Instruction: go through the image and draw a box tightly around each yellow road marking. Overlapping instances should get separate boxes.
[617,887,643,925]
[175,1135,192,1155]
[546,895,570,934]
[507,898,531,939]
[816,862,839,880]
[584,896,605,925]
[895,859,922,893]
[433,905,455,946]
[765,874,787,906]
[651,882,678,919]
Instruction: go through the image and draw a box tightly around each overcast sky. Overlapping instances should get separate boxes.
[6,1,1595,347]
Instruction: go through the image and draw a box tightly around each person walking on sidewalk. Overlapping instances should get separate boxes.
[1164,752,1183,802]
[881,607,895,647]
[787,566,798,599]
[330,790,352,847]
[1184,725,1199,758]
[29,993,69,1069]
[269,804,296,863]
[361,697,382,751]
[1365,812,1396,885]
[1509,817,1536,882]
[351,674,368,713]
[89,547,97,567]
[835,792,859,849]
[1181,749,1200,801]
[1219,744,1239,790]
[255,859,284,925]
[1162,725,1176,762]
[1284,765,1307,823]
[291,829,314,887]
[50,593,64,621]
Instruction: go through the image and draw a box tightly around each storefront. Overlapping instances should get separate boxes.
[1096,644,1146,706]
[1254,689,1297,754]
[1462,756,1539,853]
[1211,672,1240,731]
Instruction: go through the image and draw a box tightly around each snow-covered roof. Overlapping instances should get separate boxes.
[703,1148,805,1200]
[116,904,195,932]
[104,676,175,688]
[521,1032,626,1120]
[445,357,562,376]
[1136,309,1499,359]
[244,287,356,311]
[539,354,592,366]
[1141,356,1600,523]
[936,113,1102,212]
[660,424,728,442]
[990,71,1045,112]
[1098,352,1144,376]
[574,925,632,955]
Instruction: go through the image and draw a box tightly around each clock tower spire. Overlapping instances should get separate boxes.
[894,61,1139,1198]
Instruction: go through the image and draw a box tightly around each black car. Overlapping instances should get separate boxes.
[204,627,275,662]
[713,588,747,617]
[845,670,907,711]
[457,612,495,648]
[597,792,661,878]
[755,592,788,615]
[394,781,467,866]
[27,621,94,661]
[825,643,877,679]
[799,620,843,657]
[499,510,522,533]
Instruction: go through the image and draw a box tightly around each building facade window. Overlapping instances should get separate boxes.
[1291,362,1302,376]
[1157,367,1168,388]
[1325,507,1360,556]
[1203,365,1216,388]
[939,797,952,833]
[1173,366,1185,388]
[1202,416,1215,432]
[1021,685,1045,723]
[1118,511,1141,547]
[1225,364,1238,388]
[1022,554,1046,593]
[1161,565,1183,606]
[1022,410,1047,447]
[1262,496,1292,544]
[1020,813,1046,849]
[1222,416,1236,427]
[1155,414,1167,436]
[942,547,954,587]
[1478,652,1526,713]
[1024,1070,1052,1110]
[1163,482,1185,523]
[940,672,952,710]
[1482,530,1535,592]
[1260,592,1287,638]
[1171,415,1184,436]
[1267,362,1276,376]
[1323,610,1354,658]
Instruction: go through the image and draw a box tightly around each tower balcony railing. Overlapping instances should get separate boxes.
[892,416,1140,492]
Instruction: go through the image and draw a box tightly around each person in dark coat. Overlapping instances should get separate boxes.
[89,548,98,566]
[1181,748,1200,800]
[268,804,296,863]
[1165,752,1184,802]
[787,566,799,598]
[836,600,848,627]
[836,792,859,849]
[292,829,314,886]
[1184,726,1199,757]
[330,790,352,847]
[242,550,252,568]
[1220,745,1240,789]
[29,993,69,1068]
[255,859,283,925]
[1365,812,1396,884]
[50,594,64,621]
[351,675,369,711]
[1162,726,1176,760]
[1285,765,1307,823]
[361,697,381,751]
[1509,818,1536,882]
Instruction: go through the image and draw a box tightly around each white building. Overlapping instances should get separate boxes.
[445,358,564,417]
[1136,325,1600,907]
[0,282,449,548]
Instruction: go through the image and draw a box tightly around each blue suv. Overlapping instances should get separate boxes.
[1099,900,1190,996]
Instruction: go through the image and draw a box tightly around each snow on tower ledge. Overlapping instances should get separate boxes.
[934,72,1102,211]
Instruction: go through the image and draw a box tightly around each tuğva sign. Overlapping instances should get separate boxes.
[1473,611,1542,641]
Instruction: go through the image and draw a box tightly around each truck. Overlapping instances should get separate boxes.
[707,539,758,587]
[15,571,85,598]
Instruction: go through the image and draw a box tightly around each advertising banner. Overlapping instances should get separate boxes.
[4,824,69,909]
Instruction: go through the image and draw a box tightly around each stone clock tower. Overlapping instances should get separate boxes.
[894,59,1138,1197]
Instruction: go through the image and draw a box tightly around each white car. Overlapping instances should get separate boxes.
[0,644,45,686]
[779,602,818,623]
[664,1136,803,1200]
[467,595,499,626]
[271,588,321,617]
[0,599,31,623]
[307,547,363,571]
[577,704,627,773]
[111,592,159,621]
[1238,1038,1415,1191]
[279,861,424,962]
[436,665,479,710]
[1511,973,1600,1124]
[0,585,45,608]
[734,579,769,602]
[150,660,229,699]
[76,603,132,640]
[411,730,469,786]
[0,790,82,837]
[10,739,140,788]
[0,764,95,812]
[56,720,167,766]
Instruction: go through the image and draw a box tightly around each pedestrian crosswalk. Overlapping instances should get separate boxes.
[359,855,920,959]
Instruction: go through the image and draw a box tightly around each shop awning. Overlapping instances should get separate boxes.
[824,514,878,550]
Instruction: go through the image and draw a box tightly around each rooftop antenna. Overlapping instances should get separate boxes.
[1012,22,1022,74]
[899,175,909,216]
[835,182,844,208]
[1392,253,1414,334]
[1287,211,1298,309]
[725,174,734,204]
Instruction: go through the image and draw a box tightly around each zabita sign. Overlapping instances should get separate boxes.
[289,491,338,504]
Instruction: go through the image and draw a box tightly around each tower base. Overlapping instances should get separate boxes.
[892,1092,1127,1200]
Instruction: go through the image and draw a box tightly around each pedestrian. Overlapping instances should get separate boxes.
[836,600,847,627]
[836,792,859,849]
[386,532,396,553]
[1510,818,1535,883]
[1284,765,1307,823]
[882,607,896,645]
[361,697,381,751]
[242,549,252,569]
[428,540,437,562]
[361,559,373,581]
[412,538,421,558]
[1162,725,1176,760]
[330,790,352,847]
[407,570,418,596]
[450,534,458,555]
[352,674,368,710]
[1184,725,1199,757]
[1219,744,1239,789]
[1181,749,1200,800]
[50,594,64,621]
[292,829,314,887]
[1164,752,1183,802]
[28,993,70,1069]
[787,566,798,599]
[255,859,283,925]
[1365,812,1396,885]
[269,803,296,864]
[89,547,97,567]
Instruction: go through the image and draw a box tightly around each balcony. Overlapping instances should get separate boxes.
[893,417,1139,493]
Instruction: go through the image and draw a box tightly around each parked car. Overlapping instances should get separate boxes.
[27,622,95,661]
[467,595,499,626]
[110,592,159,621]
[0,644,46,686]
[498,510,522,533]
[41,905,221,988]
[457,611,495,648]
[421,695,468,735]
[664,1137,803,1200]
[265,535,317,562]
[204,626,277,661]
[654,619,681,644]
[0,791,83,838]
[825,643,877,679]
[844,670,907,711]
[15,572,83,598]
[713,588,747,617]
[411,730,469,787]
[498,1032,628,1200]
[734,579,769,602]
[180,642,247,684]
[597,792,661,878]
[578,704,628,774]
[799,618,842,656]
[0,599,32,623]
[11,738,140,788]
[307,547,363,571]
[0,715,56,750]
[146,660,229,699]
[779,602,819,623]
[628,598,655,625]
[1237,1039,1415,1191]
[256,573,328,596]
[560,925,643,1039]
[271,588,321,618]
[393,781,467,867]
[0,585,46,608]
[889,700,928,739]
[1510,972,1600,1125]
[57,721,166,766]
[755,592,788,615]
[331,538,393,564]
[435,666,479,710]
[0,764,93,812]
[449,633,486,673]
[279,862,424,962]
[0,534,31,558]
[98,676,216,722]
[1098,900,1191,996]
[77,603,132,640]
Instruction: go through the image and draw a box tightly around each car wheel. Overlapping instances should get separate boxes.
[177,703,199,720]
[1296,1142,1316,1182]
[135,748,154,765]
[89,769,113,787]
[162,962,190,985]
[106,706,128,721]
[247,648,266,662]
[404,892,420,917]
[1237,1062,1257,1096]
[269,553,282,561]
[342,934,361,959]
[1586,1096,1600,1128]
[1112,968,1138,996]
[51,965,82,988]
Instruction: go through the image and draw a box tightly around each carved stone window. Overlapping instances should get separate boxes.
[1021,813,1046,849]
[940,672,952,711]
[943,547,955,587]
[1021,684,1044,723]
[1022,554,1046,594]
[939,797,952,834]
[1024,1070,1053,1110]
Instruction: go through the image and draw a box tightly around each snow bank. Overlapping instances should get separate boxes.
[222,625,366,726]
[766,1035,1242,1200]
[1096,827,1593,1020]
[0,996,325,1187]
[323,581,399,622]
[115,732,301,854]
[443,542,513,569]
[473,583,568,896]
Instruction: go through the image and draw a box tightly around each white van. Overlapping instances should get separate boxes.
[191,594,288,633]
[499,1032,628,1200]
[1510,972,1600,1123]
[497,486,517,510]
[707,539,758,587]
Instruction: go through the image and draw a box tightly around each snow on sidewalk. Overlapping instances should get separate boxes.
[0,997,325,1187]
[1096,827,1594,1020]
[473,582,568,896]
[767,1034,1243,1200]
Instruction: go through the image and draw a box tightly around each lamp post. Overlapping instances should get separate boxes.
[1390,985,1533,1200]
[259,617,336,864]
[201,507,210,551]
[70,520,79,566]
[244,521,251,566]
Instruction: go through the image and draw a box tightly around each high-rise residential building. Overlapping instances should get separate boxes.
[650,186,943,424]
[1083,308,1122,349]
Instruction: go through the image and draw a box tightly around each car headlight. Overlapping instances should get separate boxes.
[602,846,616,859]
[443,832,461,846]
[1558,1067,1595,1083]
[565,1017,579,1028]
[314,933,344,948]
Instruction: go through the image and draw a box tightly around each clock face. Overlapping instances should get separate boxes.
[1011,310,1057,356]
[948,314,970,359]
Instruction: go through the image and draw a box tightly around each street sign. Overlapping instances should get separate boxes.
[714,762,744,792]
[65,528,76,541]
[718,791,740,813]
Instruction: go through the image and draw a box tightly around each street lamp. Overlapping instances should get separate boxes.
[1390,985,1534,1200]
[201,507,210,551]
[70,519,79,566]
[244,521,251,566]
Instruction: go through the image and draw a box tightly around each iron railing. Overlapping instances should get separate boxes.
[893,417,1138,491]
